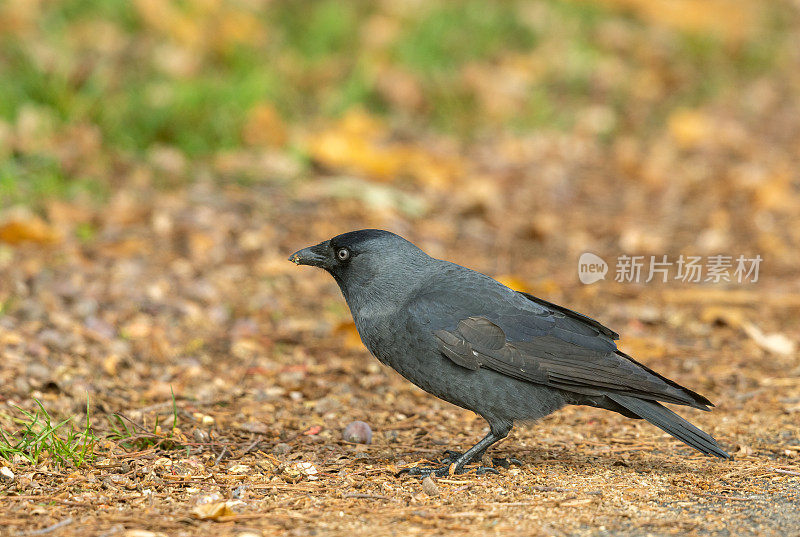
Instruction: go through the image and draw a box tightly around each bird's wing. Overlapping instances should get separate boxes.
[518,292,619,340]
[433,316,712,409]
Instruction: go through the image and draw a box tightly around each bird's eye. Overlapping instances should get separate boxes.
[336,247,350,262]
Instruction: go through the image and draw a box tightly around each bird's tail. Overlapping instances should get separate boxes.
[607,393,731,459]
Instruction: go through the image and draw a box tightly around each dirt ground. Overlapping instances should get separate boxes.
[1,2,800,531]
[1,146,799,536]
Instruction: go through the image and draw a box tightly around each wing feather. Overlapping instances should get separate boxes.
[433,316,711,409]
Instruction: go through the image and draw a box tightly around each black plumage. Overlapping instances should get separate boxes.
[289,229,730,475]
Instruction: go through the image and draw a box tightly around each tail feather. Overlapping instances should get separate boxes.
[607,394,731,460]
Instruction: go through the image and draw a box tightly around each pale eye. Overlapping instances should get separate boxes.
[336,248,350,261]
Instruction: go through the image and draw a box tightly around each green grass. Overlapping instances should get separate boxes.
[106,388,184,451]
[0,399,95,467]
[0,391,186,467]
[394,0,537,74]
[0,157,104,209]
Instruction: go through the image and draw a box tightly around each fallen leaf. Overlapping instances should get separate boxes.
[123,531,168,537]
[283,461,318,483]
[589,0,759,43]
[496,275,530,292]
[699,307,747,328]
[305,108,462,187]
[334,320,364,350]
[668,108,712,149]
[242,103,288,147]
[191,500,239,520]
[228,464,252,474]
[0,213,60,245]
[701,307,795,355]
[741,323,796,356]
[617,337,668,360]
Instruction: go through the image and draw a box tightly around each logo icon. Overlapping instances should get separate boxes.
[578,252,607,284]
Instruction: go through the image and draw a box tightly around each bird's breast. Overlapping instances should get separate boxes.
[356,313,440,385]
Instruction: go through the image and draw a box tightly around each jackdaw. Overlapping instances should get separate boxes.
[290,229,730,475]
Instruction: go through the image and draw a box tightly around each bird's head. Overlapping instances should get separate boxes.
[289,229,431,303]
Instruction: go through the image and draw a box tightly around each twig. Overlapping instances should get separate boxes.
[438,479,472,485]
[771,468,800,476]
[214,446,229,466]
[0,496,94,507]
[342,492,390,500]
[113,413,151,434]
[383,415,419,430]
[234,437,263,459]
[532,486,577,493]
[24,517,74,536]
[693,491,759,502]
[128,401,178,414]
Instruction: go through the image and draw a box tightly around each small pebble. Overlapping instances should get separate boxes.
[272,442,291,456]
[421,476,439,497]
[0,466,14,483]
[343,421,372,444]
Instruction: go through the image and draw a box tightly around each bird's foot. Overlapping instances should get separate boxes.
[399,463,500,477]
[400,464,455,478]
[397,448,520,477]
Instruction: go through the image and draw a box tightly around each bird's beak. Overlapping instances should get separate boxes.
[288,241,330,268]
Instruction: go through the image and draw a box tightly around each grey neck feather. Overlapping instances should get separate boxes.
[337,252,434,323]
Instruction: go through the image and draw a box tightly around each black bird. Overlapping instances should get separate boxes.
[290,229,730,475]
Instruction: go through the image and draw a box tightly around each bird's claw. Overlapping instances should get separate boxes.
[474,466,501,475]
[398,462,503,478]
[398,464,454,478]
[397,450,522,478]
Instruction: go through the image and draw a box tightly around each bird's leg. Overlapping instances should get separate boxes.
[402,422,512,477]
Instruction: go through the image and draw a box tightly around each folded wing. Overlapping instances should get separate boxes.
[434,316,712,410]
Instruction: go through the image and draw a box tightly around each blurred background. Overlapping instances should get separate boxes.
[1,1,800,533]
[2,0,799,404]
[1,0,798,275]
[2,0,800,420]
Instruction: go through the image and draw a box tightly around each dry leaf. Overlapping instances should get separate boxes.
[283,462,318,483]
[699,306,747,328]
[305,108,462,186]
[191,500,239,520]
[496,275,530,292]
[589,0,759,42]
[242,103,288,147]
[668,109,712,148]
[123,531,168,537]
[617,337,668,360]
[700,307,795,355]
[334,320,364,350]
[228,464,251,474]
[741,323,796,356]
[0,213,60,245]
